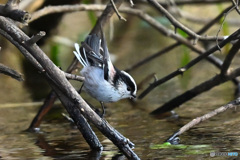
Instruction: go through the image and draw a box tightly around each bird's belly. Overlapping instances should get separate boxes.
[80,67,121,102]
[83,84,120,102]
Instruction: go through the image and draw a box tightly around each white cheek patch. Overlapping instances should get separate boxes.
[121,70,137,94]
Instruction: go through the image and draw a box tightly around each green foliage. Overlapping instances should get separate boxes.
[50,43,60,66]
[177,29,188,38]
[176,28,192,88]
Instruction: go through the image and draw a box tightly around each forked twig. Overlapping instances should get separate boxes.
[110,0,127,21]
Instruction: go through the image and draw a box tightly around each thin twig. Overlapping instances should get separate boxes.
[126,5,235,73]
[0,0,30,23]
[65,72,85,81]
[179,9,240,26]
[110,0,127,21]
[30,4,225,42]
[147,0,220,42]
[138,28,240,99]
[166,97,240,144]
[25,31,46,45]
[138,0,231,6]
[216,5,236,51]
[231,0,240,14]
[0,63,23,81]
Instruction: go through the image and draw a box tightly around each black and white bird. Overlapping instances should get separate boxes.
[73,30,137,115]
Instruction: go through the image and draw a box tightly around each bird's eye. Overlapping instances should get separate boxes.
[127,86,131,91]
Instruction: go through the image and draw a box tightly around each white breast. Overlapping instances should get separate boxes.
[80,66,123,102]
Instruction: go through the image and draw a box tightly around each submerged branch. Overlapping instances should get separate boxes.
[166,97,240,144]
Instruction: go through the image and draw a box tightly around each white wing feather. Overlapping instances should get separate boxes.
[73,43,88,67]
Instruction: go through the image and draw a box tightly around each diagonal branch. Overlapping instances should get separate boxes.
[150,67,240,115]
[110,0,127,21]
[220,39,240,75]
[126,5,235,72]
[30,4,226,42]
[138,0,231,6]
[0,16,139,159]
[147,0,223,42]
[138,28,240,99]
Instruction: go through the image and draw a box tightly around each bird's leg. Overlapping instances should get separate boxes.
[78,83,84,94]
[100,101,106,118]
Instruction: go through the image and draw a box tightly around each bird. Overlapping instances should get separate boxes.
[73,30,137,116]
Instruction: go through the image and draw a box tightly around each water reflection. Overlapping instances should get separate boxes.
[0,96,240,159]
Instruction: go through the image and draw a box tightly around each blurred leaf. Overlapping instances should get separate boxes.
[50,43,60,66]
[180,46,191,67]
[178,45,191,89]
[178,29,188,38]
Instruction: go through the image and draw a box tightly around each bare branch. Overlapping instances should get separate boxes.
[166,97,240,144]
[25,31,46,45]
[65,72,85,82]
[0,0,30,23]
[126,5,235,72]
[110,0,127,21]
[216,5,236,51]
[150,66,240,115]
[231,0,240,14]
[30,4,225,42]
[147,0,222,42]
[221,39,240,75]
[0,63,23,81]
[138,0,231,6]
[30,4,105,22]
[138,28,240,99]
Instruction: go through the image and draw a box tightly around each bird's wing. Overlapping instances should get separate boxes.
[74,29,116,82]
[100,29,116,82]
[79,34,104,68]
